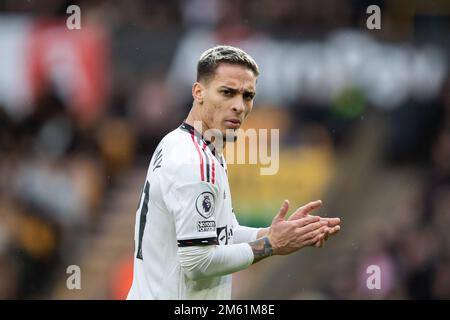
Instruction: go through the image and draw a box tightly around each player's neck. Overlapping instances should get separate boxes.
[185,108,204,135]
[185,109,226,155]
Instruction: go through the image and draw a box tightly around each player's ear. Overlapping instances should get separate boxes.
[192,82,204,104]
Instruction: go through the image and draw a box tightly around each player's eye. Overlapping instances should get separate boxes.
[221,89,232,96]
[244,93,255,101]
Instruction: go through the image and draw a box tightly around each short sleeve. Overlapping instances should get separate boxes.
[159,130,221,247]
[165,180,219,246]
[158,135,220,247]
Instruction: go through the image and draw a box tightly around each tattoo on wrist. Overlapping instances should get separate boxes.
[249,236,273,264]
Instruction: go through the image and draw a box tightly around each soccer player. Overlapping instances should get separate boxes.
[127,45,341,300]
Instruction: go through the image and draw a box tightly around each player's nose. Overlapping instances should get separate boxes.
[231,100,245,114]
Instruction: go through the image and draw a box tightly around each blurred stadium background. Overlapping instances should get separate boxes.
[0,0,450,300]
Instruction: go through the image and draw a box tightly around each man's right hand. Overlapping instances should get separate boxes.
[267,200,330,255]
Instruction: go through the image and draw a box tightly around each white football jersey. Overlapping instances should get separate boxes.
[127,122,240,300]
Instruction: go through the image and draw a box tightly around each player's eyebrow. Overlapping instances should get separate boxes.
[219,86,237,92]
[219,86,255,96]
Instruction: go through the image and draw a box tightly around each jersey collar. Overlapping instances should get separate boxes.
[179,122,217,156]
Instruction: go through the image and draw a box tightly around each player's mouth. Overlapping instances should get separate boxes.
[224,119,241,129]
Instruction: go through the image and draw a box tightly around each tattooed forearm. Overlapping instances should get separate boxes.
[249,236,273,264]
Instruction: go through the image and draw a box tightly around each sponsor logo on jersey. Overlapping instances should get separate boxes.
[197,220,216,232]
[195,192,215,219]
[216,225,233,245]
